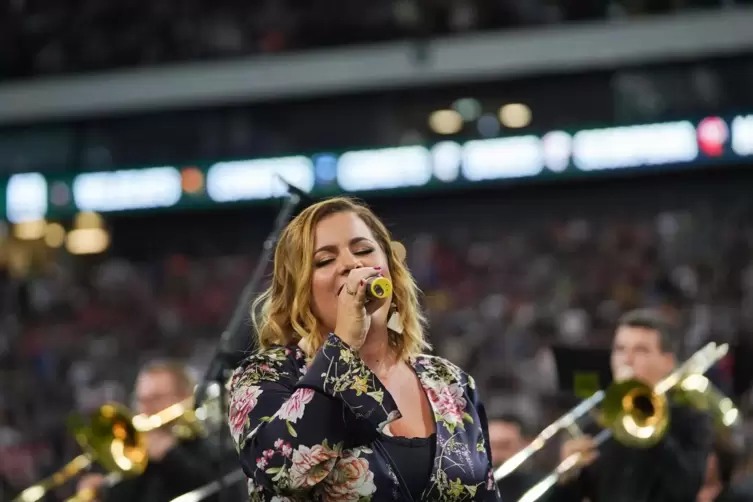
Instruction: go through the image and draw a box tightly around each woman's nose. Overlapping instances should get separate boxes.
[341,254,364,273]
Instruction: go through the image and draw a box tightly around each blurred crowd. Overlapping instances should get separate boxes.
[1,0,750,80]
[2,177,753,498]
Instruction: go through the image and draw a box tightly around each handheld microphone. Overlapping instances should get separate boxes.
[365,276,392,301]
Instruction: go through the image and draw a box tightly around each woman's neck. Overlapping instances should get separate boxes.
[358,328,398,377]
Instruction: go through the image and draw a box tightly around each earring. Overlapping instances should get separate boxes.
[391,241,407,263]
[387,303,403,334]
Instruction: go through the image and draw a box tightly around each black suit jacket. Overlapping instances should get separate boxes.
[1,475,15,502]
[718,481,753,502]
[550,404,713,502]
[716,488,753,502]
[102,437,241,502]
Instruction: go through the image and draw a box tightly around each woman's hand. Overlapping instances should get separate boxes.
[334,267,388,350]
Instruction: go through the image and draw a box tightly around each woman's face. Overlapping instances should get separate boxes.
[310,211,392,334]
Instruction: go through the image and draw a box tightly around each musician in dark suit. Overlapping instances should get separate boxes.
[76,360,240,502]
[551,308,713,502]
[490,413,549,501]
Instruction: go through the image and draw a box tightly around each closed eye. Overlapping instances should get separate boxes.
[314,248,373,268]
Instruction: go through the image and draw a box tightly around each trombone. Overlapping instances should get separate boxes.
[13,391,220,502]
[493,342,739,502]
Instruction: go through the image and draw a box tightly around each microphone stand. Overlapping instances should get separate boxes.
[192,181,308,502]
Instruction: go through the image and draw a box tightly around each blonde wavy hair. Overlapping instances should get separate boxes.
[252,196,429,360]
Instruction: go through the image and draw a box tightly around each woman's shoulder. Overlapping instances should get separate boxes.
[414,353,477,389]
[227,344,306,391]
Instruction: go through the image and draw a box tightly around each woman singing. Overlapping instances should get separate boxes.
[227,197,500,501]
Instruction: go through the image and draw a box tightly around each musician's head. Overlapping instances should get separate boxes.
[134,360,195,415]
[253,196,427,360]
[611,308,678,387]
[488,413,529,467]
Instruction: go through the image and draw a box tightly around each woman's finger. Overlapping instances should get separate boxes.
[354,278,368,307]
[345,268,382,296]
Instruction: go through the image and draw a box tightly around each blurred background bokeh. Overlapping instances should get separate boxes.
[3,0,753,499]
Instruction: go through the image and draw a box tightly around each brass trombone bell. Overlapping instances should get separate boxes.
[598,378,670,447]
[71,403,149,477]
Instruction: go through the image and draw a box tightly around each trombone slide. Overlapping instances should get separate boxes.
[518,428,612,502]
[12,455,92,502]
[63,472,123,502]
[494,390,606,481]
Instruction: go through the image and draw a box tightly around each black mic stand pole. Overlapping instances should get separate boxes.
[193,181,308,502]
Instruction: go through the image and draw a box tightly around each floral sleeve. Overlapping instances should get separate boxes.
[468,376,503,500]
[227,334,399,500]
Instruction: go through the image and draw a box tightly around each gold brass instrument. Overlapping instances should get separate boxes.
[493,342,739,502]
[13,395,213,502]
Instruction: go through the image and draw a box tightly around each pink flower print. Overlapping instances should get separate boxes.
[486,468,495,491]
[288,443,339,489]
[426,382,467,427]
[274,438,284,449]
[322,453,377,502]
[278,388,314,423]
[256,457,268,469]
[229,385,262,441]
[281,443,293,458]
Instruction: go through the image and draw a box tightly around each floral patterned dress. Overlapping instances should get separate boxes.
[227,333,502,502]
